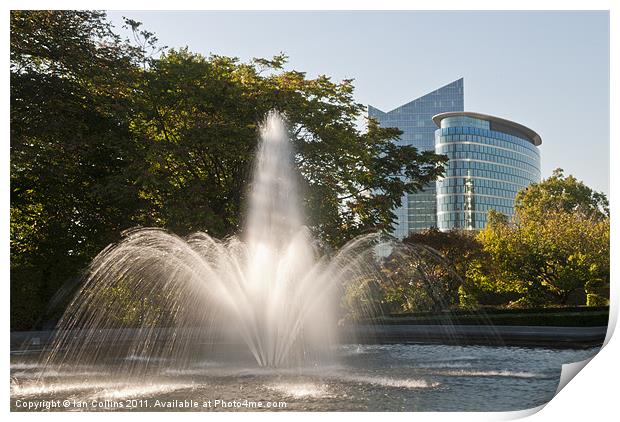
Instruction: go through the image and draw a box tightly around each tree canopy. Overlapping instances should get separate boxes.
[514,168,609,222]
[132,47,447,243]
[475,171,610,307]
[11,11,150,329]
[400,170,610,310]
[10,11,447,329]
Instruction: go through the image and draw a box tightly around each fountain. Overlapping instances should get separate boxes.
[38,111,414,373]
[11,111,602,411]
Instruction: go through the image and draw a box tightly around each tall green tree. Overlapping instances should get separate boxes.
[131,48,447,244]
[11,12,448,329]
[10,11,149,329]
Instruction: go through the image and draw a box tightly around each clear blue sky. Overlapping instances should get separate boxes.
[107,10,610,195]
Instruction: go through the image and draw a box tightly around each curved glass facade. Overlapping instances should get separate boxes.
[434,114,541,231]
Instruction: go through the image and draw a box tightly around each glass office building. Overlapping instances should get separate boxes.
[433,112,542,231]
[368,78,464,238]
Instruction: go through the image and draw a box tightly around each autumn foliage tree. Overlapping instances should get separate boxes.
[399,170,610,310]
[474,170,609,307]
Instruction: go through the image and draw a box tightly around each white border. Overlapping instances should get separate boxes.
[2,1,616,421]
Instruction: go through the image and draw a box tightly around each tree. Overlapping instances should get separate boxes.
[404,228,485,307]
[377,243,464,313]
[131,47,447,244]
[476,210,555,307]
[513,169,609,305]
[514,168,609,222]
[10,11,149,329]
[10,12,448,329]
[475,172,610,307]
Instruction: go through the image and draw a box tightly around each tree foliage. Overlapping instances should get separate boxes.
[10,11,447,329]
[131,47,447,243]
[404,228,486,307]
[399,170,610,311]
[514,168,609,221]
[474,172,610,307]
[10,11,151,329]
[404,228,483,281]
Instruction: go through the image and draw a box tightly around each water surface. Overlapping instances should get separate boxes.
[11,344,598,411]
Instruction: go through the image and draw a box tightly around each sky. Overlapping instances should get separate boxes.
[106,10,610,195]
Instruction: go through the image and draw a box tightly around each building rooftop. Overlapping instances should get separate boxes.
[432,111,542,146]
[368,78,463,116]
